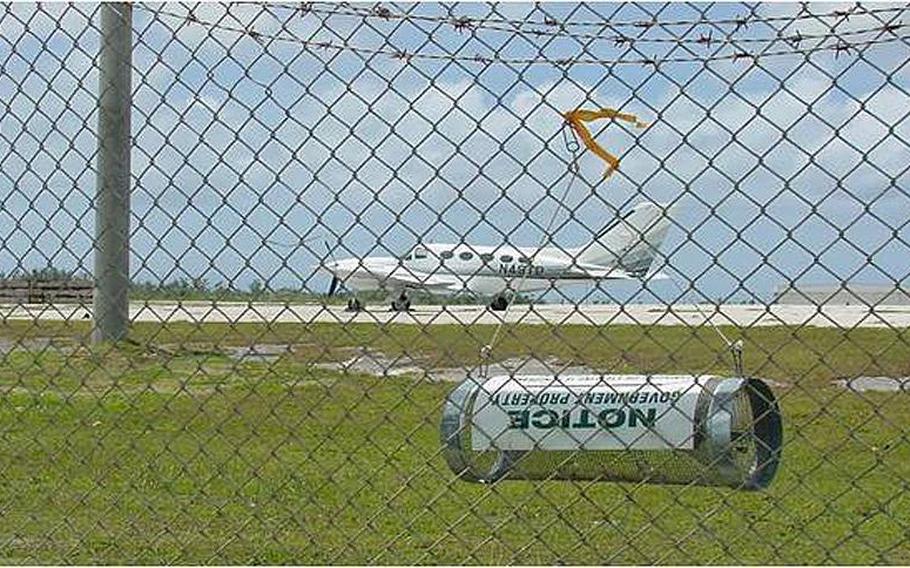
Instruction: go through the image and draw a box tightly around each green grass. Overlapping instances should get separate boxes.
[0,320,907,563]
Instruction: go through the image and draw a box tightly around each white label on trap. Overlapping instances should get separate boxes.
[470,375,702,451]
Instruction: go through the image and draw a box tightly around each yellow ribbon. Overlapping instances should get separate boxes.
[563,108,649,177]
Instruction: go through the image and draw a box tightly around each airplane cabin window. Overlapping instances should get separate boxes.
[480,253,494,262]
[500,254,513,263]
[459,251,473,261]
[518,256,531,264]
[441,251,454,259]
[414,247,428,260]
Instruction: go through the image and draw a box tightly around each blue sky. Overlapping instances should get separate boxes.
[1,2,909,303]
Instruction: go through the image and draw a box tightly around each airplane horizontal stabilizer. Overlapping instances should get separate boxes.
[574,267,670,281]
[575,268,639,280]
[643,271,670,281]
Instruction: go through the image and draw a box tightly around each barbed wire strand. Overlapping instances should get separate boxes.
[275,2,908,32]
[140,4,910,67]
[258,2,910,49]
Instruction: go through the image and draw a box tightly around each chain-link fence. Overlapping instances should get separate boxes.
[1,1,909,563]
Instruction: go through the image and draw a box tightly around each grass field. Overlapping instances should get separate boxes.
[0,320,907,563]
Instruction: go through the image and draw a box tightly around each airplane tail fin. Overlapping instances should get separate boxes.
[574,201,678,276]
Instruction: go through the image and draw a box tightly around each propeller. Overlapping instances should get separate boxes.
[325,239,341,297]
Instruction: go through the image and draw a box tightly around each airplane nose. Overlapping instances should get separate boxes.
[325,257,395,279]
[325,259,354,277]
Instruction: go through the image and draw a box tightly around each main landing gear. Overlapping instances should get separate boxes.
[488,294,510,312]
[391,291,411,312]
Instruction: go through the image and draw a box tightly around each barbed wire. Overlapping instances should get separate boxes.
[142,4,910,67]
[259,2,910,50]
[262,2,910,47]
[270,2,908,32]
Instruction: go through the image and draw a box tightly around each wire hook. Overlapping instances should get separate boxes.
[562,121,580,154]
[731,339,745,377]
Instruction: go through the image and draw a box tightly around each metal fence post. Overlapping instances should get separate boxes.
[93,3,132,343]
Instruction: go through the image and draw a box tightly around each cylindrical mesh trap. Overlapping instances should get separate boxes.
[441,374,782,490]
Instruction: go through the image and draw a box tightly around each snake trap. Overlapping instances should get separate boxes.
[441,374,782,490]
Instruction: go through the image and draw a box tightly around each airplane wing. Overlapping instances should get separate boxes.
[572,267,669,281]
[385,267,467,292]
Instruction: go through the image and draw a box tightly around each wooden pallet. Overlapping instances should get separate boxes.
[0,279,93,304]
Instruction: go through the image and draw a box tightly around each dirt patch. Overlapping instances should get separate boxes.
[428,357,599,383]
[310,347,806,387]
[314,348,598,382]
[314,347,427,378]
[229,343,295,361]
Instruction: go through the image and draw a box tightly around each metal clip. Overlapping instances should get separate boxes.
[730,339,745,377]
[562,123,580,154]
[561,124,580,175]
[479,344,493,378]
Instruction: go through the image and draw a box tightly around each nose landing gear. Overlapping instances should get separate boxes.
[345,297,364,312]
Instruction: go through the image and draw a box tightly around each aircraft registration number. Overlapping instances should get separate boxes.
[498,263,545,277]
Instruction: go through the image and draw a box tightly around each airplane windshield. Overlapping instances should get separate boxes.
[401,247,428,261]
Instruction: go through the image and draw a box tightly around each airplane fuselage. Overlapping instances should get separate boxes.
[328,243,626,297]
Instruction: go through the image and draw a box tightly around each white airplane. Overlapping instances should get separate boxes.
[324,201,678,312]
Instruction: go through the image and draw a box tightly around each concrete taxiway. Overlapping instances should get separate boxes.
[2,302,909,328]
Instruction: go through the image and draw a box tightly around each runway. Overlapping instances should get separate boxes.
[2,301,910,328]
